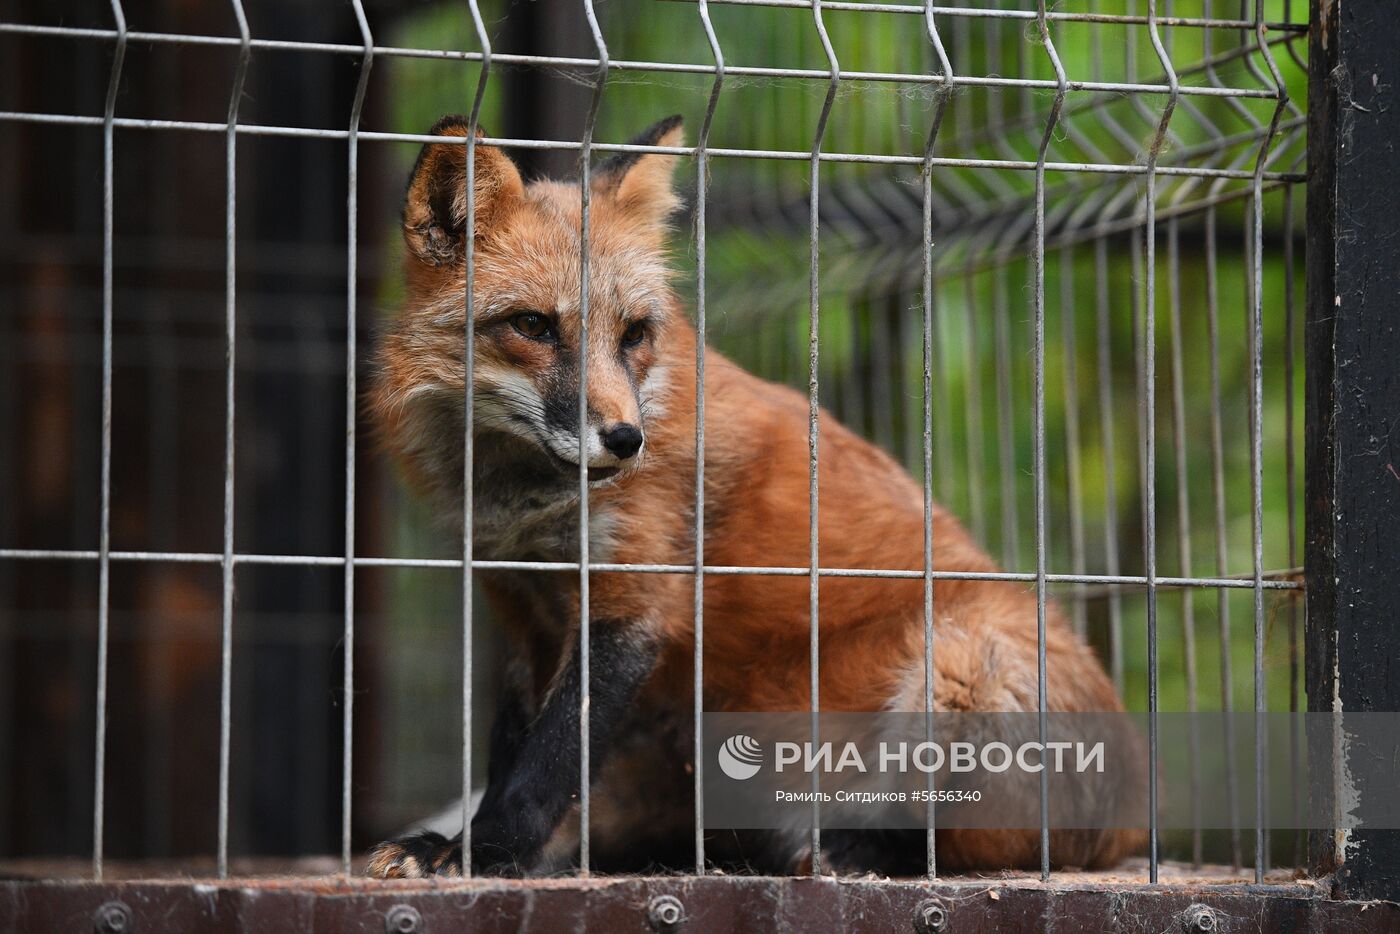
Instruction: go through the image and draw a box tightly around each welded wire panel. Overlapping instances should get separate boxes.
[0,0,1307,885]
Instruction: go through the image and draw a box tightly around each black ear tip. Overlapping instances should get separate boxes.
[628,114,684,148]
[426,114,484,138]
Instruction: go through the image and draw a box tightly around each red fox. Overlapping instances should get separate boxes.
[368,115,1142,877]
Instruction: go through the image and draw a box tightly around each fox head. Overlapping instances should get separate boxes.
[375,115,686,503]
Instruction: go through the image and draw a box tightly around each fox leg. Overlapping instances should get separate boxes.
[369,621,659,878]
[478,661,535,812]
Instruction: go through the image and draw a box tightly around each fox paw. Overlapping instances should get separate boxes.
[367,831,462,879]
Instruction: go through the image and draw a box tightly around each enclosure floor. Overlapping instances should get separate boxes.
[0,857,1313,891]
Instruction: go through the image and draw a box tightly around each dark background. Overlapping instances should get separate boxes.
[0,0,604,862]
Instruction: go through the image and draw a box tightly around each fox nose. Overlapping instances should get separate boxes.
[600,423,644,460]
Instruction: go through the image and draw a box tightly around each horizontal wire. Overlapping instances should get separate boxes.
[0,547,1302,590]
[663,0,1306,31]
[1,6,1306,41]
[0,111,1305,182]
[0,23,1291,96]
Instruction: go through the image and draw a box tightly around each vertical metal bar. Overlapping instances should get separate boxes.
[1204,205,1242,872]
[1031,0,1066,883]
[992,269,1018,569]
[897,290,920,474]
[919,0,952,881]
[870,298,896,456]
[1249,0,1288,884]
[461,0,492,881]
[842,303,865,435]
[578,0,609,877]
[0,253,10,863]
[929,277,956,514]
[1142,0,1180,884]
[217,1,250,881]
[1243,182,1267,877]
[1093,237,1124,693]
[694,0,724,876]
[807,0,839,875]
[1130,227,1147,551]
[92,0,127,882]
[341,0,373,880]
[1058,246,1087,637]
[1165,217,1201,868]
[0,291,24,853]
[1283,183,1302,867]
[961,270,987,548]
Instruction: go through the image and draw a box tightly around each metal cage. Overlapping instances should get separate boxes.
[2,0,1398,928]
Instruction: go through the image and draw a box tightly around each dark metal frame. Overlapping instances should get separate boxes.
[1305,0,1400,906]
[4,875,1399,932]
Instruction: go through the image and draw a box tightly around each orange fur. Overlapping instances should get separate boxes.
[372,116,1143,872]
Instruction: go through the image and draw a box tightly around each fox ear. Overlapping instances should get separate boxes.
[403,116,524,265]
[593,115,685,228]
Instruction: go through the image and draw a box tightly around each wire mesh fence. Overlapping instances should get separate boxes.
[0,0,1307,889]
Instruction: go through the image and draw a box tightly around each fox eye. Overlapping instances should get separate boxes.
[621,320,647,347]
[511,312,553,340]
